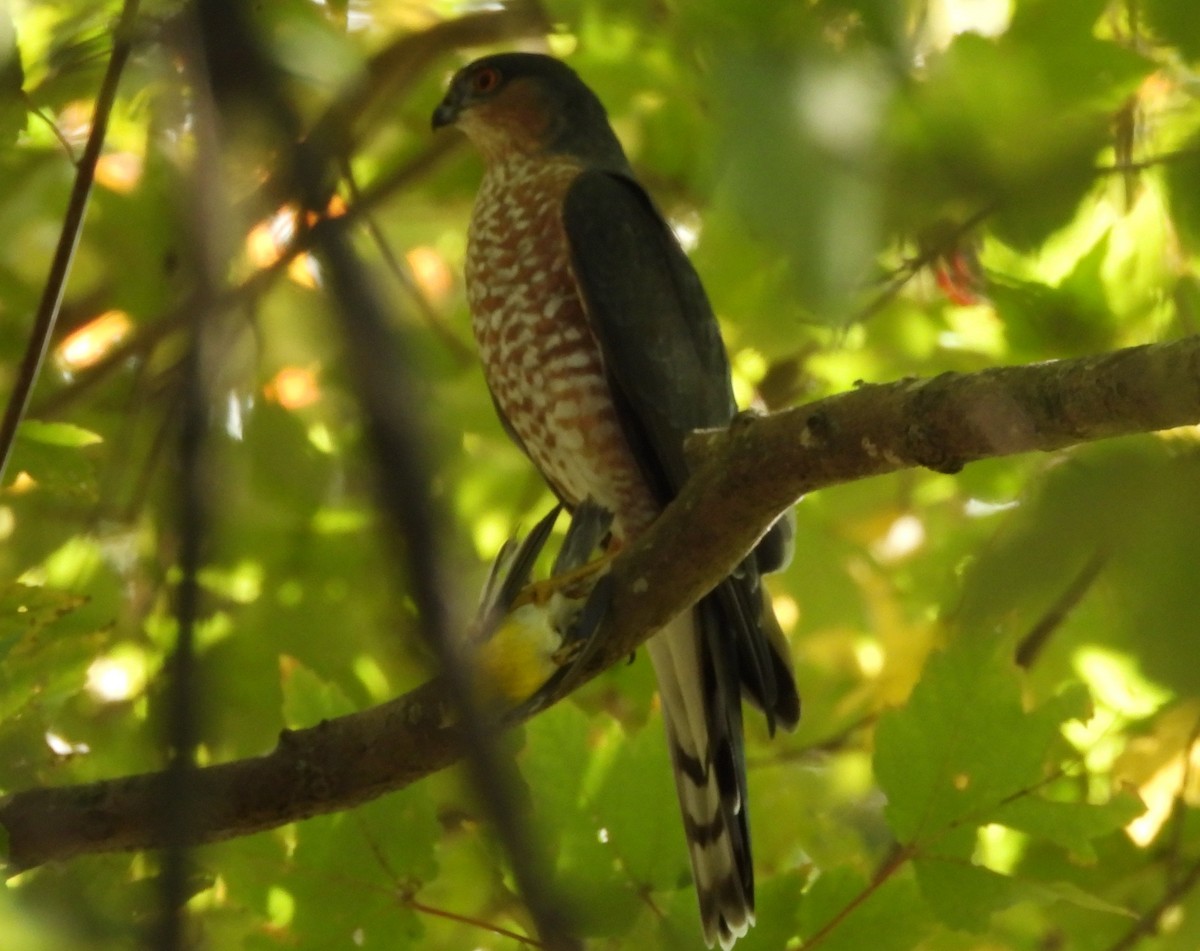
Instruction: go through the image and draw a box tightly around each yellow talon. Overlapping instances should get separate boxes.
[474,552,613,704]
[512,551,615,608]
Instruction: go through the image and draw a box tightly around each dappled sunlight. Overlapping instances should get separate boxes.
[1073,647,1171,721]
[245,199,346,287]
[1065,647,1173,784]
[353,654,392,702]
[731,346,767,408]
[307,421,337,453]
[93,151,142,194]
[937,301,1004,355]
[2,0,1198,948]
[264,365,323,410]
[870,513,926,563]
[5,471,35,494]
[975,823,1026,876]
[199,560,264,605]
[771,593,799,635]
[19,534,104,587]
[963,496,1019,517]
[1125,742,1199,846]
[86,648,148,703]
[44,730,89,757]
[471,512,512,561]
[1116,702,1200,846]
[312,506,370,533]
[668,209,702,253]
[406,245,454,304]
[246,210,295,269]
[853,637,884,678]
[55,309,132,373]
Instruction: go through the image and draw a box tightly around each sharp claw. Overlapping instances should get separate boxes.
[518,572,615,714]
[474,498,617,713]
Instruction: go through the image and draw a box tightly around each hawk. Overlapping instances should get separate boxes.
[433,53,799,948]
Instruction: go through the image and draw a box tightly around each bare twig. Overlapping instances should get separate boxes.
[1014,550,1108,669]
[22,91,79,164]
[304,0,551,170]
[341,161,474,366]
[0,0,142,487]
[854,203,994,324]
[1103,854,1200,951]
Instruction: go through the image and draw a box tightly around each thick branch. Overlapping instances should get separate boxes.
[3,336,1199,870]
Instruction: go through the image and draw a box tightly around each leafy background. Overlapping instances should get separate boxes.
[2,0,1200,948]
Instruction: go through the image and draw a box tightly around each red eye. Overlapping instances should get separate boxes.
[471,66,501,94]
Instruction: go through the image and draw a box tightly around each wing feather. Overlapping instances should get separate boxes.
[561,170,798,728]
[561,171,733,501]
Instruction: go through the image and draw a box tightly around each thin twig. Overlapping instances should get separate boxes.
[341,161,474,366]
[407,898,547,949]
[22,92,79,164]
[0,0,142,487]
[1095,147,1200,175]
[1014,550,1108,669]
[1103,854,1200,951]
[853,203,994,324]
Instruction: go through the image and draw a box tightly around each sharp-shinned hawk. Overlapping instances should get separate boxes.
[433,53,799,948]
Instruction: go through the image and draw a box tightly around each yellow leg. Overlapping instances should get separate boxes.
[512,550,616,608]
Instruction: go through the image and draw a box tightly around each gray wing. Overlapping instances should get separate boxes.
[561,169,733,500]
[561,169,799,728]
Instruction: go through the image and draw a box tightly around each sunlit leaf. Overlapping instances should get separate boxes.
[991,791,1145,862]
[874,636,1084,844]
[17,421,102,447]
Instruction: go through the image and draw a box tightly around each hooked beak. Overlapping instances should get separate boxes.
[431,95,460,131]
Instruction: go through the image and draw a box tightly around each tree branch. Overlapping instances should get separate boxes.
[3,335,1199,871]
[0,0,142,486]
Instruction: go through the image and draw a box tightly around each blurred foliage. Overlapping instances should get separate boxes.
[1,0,1200,948]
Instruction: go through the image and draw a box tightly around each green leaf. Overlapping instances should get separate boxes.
[1142,0,1200,59]
[0,582,89,654]
[733,869,805,951]
[874,635,1068,844]
[991,790,1145,862]
[591,714,689,893]
[522,706,643,938]
[913,849,1023,930]
[285,788,438,949]
[993,230,1123,358]
[17,421,103,447]
[799,866,930,951]
[1165,137,1200,251]
[916,852,1135,930]
[1027,879,1135,918]
[281,658,356,727]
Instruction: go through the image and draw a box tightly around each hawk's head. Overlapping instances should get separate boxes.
[432,53,627,169]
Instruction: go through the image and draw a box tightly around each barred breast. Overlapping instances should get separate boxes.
[465,154,658,537]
